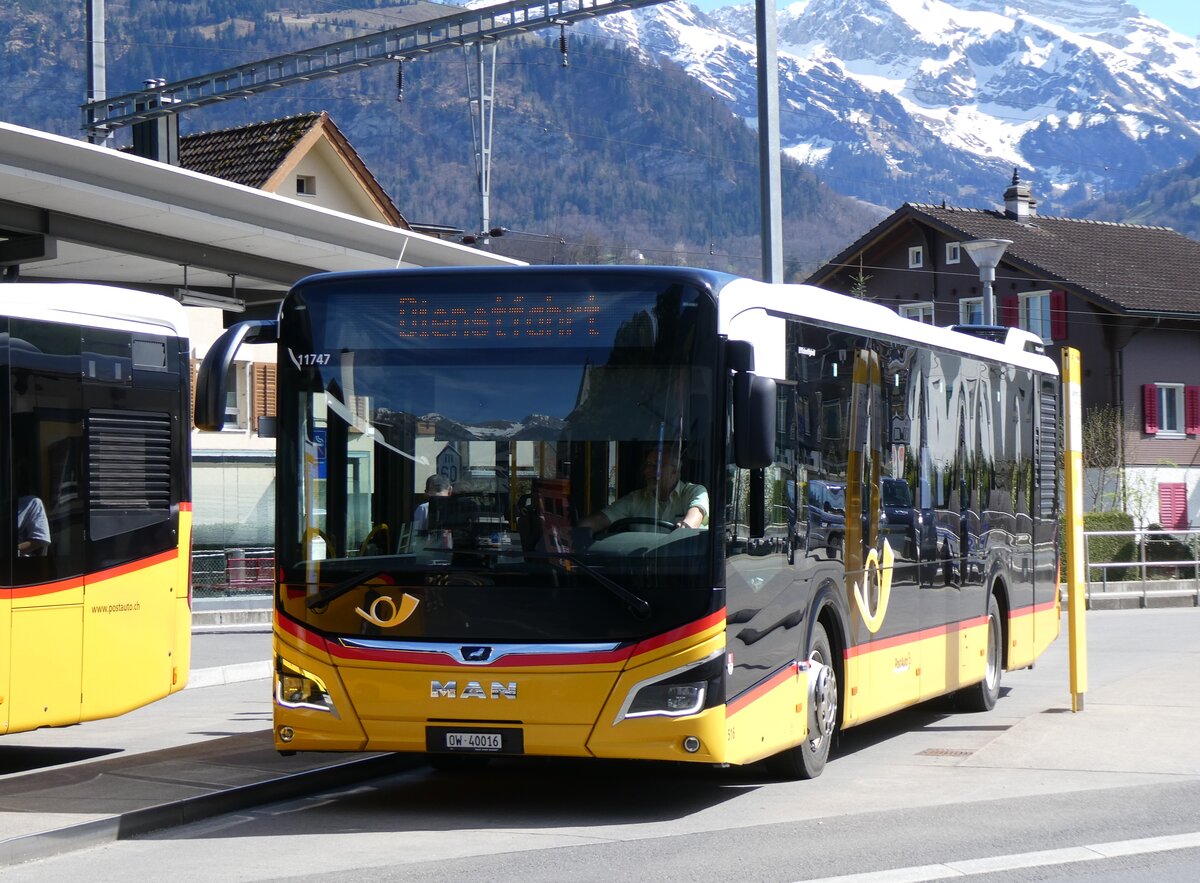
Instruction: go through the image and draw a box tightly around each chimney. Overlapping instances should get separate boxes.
[130,78,180,165]
[1003,168,1036,221]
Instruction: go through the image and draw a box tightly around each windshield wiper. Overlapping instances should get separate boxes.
[307,569,385,610]
[520,550,652,618]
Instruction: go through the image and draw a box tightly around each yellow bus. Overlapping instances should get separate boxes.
[2,283,192,735]
[198,267,1059,778]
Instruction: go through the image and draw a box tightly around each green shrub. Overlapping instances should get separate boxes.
[1084,511,1136,582]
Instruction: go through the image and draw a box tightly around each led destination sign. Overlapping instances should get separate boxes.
[396,294,601,341]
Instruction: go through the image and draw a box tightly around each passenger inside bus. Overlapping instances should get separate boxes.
[411,474,452,534]
[579,446,708,534]
[16,494,50,557]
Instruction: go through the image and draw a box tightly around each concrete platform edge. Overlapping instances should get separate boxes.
[0,752,418,868]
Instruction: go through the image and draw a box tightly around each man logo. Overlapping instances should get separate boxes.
[431,680,518,700]
[461,646,493,662]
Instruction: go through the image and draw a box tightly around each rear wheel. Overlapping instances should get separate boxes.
[767,621,838,780]
[957,593,1002,712]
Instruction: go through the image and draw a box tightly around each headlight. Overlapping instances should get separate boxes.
[617,652,724,722]
[627,682,707,717]
[275,656,339,717]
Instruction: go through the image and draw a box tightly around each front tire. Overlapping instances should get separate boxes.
[767,621,838,779]
[957,592,1002,712]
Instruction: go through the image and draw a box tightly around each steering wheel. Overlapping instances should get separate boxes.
[605,517,677,535]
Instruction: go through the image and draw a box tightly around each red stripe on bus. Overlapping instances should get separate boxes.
[1010,599,1057,619]
[91,548,179,583]
[277,613,333,654]
[278,608,726,669]
[727,662,797,717]
[3,548,180,599]
[629,608,726,657]
[6,575,85,599]
[179,502,193,512]
[844,615,987,659]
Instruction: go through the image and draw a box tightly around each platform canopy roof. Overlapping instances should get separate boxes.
[0,121,518,310]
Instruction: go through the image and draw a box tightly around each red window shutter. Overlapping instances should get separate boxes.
[1000,296,1018,327]
[1144,384,1159,434]
[1187,387,1200,435]
[1158,483,1188,529]
[1050,290,1068,340]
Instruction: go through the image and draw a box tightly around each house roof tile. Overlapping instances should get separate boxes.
[178,112,321,189]
[812,202,1200,316]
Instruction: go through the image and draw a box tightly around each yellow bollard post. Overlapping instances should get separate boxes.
[1062,347,1087,711]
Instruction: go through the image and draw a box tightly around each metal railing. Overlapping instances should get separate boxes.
[191,548,274,598]
[1084,528,1200,587]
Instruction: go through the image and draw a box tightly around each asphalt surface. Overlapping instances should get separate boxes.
[0,621,416,867]
[0,605,1196,874]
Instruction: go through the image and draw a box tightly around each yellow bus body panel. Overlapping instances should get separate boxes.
[843,618,991,727]
[0,592,7,733]
[81,549,187,721]
[2,528,190,736]
[170,508,193,693]
[10,602,84,731]
[274,616,733,763]
[723,663,807,766]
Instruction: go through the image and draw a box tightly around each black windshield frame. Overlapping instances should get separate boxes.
[274,267,727,644]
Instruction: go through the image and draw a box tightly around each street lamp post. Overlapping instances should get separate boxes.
[962,238,1012,326]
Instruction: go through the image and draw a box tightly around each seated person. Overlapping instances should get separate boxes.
[17,494,50,557]
[412,475,452,534]
[580,447,708,533]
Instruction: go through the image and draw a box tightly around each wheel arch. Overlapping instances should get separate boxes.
[805,580,847,726]
[987,573,1011,670]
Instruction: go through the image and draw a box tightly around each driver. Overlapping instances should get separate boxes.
[580,446,708,532]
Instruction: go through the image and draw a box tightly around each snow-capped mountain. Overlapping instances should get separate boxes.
[579,0,1200,210]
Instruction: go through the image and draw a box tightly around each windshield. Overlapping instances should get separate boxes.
[276,270,719,643]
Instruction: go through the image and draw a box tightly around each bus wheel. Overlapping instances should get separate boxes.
[767,622,838,780]
[957,593,1002,712]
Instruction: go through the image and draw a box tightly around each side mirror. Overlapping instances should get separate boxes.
[733,372,776,468]
[194,319,278,431]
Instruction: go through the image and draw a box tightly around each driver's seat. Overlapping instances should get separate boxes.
[516,496,566,553]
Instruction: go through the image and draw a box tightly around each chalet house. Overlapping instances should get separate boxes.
[806,172,1200,529]
[176,112,413,550]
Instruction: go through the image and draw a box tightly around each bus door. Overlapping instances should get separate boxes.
[846,347,920,714]
[724,383,801,706]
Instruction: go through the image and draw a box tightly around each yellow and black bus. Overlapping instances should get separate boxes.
[198,266,1059,777]
[1,283,192,735]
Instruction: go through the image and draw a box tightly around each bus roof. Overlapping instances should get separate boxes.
[0,283,188,338]
[717,276,1060,378]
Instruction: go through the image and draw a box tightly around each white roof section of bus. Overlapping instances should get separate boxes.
[0,121,520,298]
[0,282,188,338]
[717,277,1060,378]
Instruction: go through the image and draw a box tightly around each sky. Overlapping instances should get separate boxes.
[684,0,1200,39]
[1134,0,1200,37]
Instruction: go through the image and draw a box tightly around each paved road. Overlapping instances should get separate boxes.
[190,630,272,670]
[1,608,1197,882]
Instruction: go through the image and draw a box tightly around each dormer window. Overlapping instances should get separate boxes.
[296,175,317,196]
[908,246,924,269]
